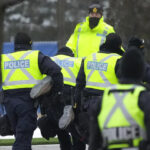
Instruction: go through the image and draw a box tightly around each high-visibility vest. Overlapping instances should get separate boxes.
[84,52,121,90]
[66,16,115,57]
[51,55,82,86]
[1,50,43,90]
[98,84,146,149]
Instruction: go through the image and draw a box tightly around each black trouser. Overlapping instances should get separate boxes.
[46,100,72,150]
[4,93,37,150]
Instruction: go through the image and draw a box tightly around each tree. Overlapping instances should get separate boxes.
[57,0,65,48]
[0,0,25,85]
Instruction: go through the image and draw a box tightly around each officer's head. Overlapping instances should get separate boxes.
[56,46,74,57]
[88,1,103,29]
[14,32,32,51]
[127,37,145,55]
[120,47,145,81]
[100,33,124,55]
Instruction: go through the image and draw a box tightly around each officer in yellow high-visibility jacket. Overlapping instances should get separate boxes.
[38,47,86,150]
[66,2,115,57]
[60,33,123,143]
[52,47,86,150]
[1,32,63,150]
[89,48,150,150]
[74,33,123,110]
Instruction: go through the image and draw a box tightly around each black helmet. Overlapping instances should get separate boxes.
[56,46,74,57]
[128,37,144,50]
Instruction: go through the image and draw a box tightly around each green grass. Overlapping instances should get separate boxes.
[0,138,59,146]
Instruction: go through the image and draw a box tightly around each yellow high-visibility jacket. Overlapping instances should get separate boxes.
[66,16,115,57]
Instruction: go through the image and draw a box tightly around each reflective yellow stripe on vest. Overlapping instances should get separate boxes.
[98,84,146,149]
[52,55,82,86]
[2,50,43,90]
[76,23,83,57]
[84,53,121,90]
[99,26,109,46]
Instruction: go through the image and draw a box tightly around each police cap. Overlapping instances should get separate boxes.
[89,3,103,14]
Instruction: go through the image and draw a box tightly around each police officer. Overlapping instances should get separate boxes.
[74,33,123,111]
[127,37,150,84]
[66,2,116,57]
[1,32,63,150]
[89,48,150,150]
[38,47,85,150]
[61,33,123,143]
[52,47,86,150]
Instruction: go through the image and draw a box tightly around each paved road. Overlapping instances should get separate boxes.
[0,144,88,150]
[0,144,62,150]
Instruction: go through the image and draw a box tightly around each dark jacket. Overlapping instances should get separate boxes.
[88,80,150,150]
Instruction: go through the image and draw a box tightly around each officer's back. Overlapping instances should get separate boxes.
[1,32,63,150]
[74,33,124,108]
[89,48,150,150]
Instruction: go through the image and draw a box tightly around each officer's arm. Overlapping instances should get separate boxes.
[139,91,150,144]
[115,58,122,79]
[107,26,115,35]
[38,52,63,93]
[66,24,79,57]
[74,59,86,106]
[89,98,103,150]
[143,62,150,84]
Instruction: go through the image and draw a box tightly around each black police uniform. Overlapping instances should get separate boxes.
[2,33,63,150]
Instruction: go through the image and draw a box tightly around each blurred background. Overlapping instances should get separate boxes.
[0,0,150,69]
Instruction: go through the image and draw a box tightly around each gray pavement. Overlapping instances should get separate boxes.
[0,144,61,150]
[0,144,88,150]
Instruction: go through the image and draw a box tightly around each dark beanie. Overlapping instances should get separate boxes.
[105,33,122,49]
[56,46,74,57]
[100,33,124,55]
[121,47,145,80]
[14,32,32,51]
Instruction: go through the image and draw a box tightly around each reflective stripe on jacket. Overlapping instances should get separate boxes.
[84,52,121,90]
[51,55,82,86]
[98,84,146,149]
[2,50,43,90]
[66,16,115,57]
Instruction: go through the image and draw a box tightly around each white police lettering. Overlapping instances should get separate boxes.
[4,60,30,69]
[103,126,140,142]
[87,61,108,71]
[55,60,74,68]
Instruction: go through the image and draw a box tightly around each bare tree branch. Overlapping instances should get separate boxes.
[0,0,25,9]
